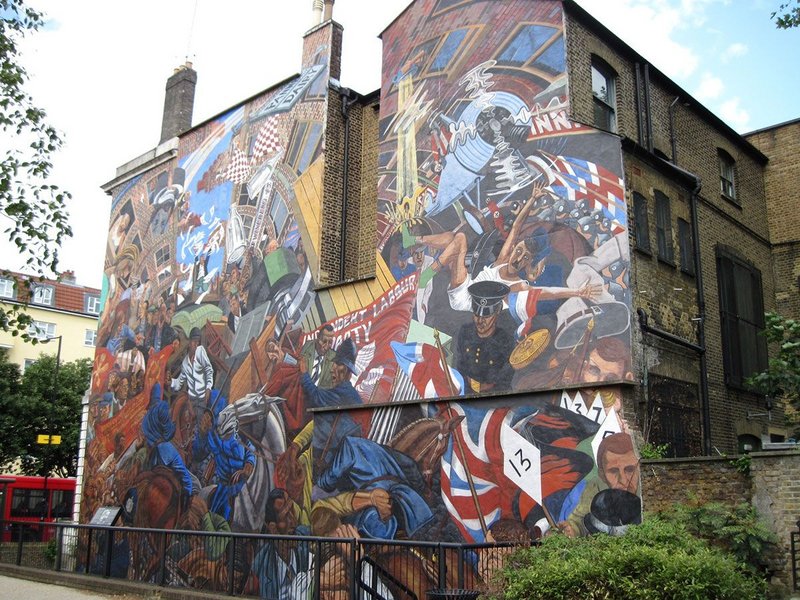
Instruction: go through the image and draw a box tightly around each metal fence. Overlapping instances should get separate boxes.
[0,520,520,599]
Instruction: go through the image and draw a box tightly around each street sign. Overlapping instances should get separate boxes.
[36,434,61,445]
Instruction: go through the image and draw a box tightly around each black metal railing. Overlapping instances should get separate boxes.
[0,519,521,599]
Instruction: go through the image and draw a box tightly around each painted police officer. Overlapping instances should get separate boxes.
[455,281,514,394]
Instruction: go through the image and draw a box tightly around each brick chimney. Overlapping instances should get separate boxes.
[160,62,197,143]
[60,270,76,284]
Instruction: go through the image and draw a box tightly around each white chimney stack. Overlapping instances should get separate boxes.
[312,0,323,25]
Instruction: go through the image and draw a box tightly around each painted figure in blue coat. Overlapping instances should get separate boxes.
[195,407,256,521]
[141,383,194,496]
[317,436,435,539]
[298,337,363,473]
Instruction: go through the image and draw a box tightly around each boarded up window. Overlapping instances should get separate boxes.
[716,248,768,388]
[648,376,702,457]
[654,190,673,264]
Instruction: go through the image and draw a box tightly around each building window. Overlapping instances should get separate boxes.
[24,358,36,371]
[85,295,101,315]
[632,192,651,253]
[716,248,768,389]
[677,218,694,275]
[497,24,564,74]
[718,149,737,203]
[654,190,674,264]
[0,277,14,299]
[32,284,54,306]
[84,329,97,347]
[155,245,171,267]
[27,320,56,340]
[591,58,617,132]
[286,121,323,174]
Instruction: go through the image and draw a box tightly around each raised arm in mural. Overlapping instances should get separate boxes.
[407,183,603,313]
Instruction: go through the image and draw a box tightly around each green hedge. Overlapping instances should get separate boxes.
[494,517,768,600]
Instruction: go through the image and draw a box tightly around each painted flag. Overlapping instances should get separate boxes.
[252,116,283,159]
[224,146,252,184]
[507,288,542,340]
[440,403,597,542]
[390,341,464,399]
[530,151,626,233]
[591,406,623,461]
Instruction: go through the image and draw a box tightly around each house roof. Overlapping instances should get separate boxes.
[1,270,100,316]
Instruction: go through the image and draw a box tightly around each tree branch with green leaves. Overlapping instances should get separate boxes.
[0,0,72,338]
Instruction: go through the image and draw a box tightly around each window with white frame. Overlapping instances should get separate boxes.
[84,329,97,347]
[718,149,737,202]
[32,284,54,306]
[591,58,617,132]
[86,295,101,315]
[0,277,14,299]
[27,321,56,340]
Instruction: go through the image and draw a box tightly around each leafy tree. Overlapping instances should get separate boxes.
[0,349,90,477]
[0,0,72,338]
[772,1,800,28]
[747,313,800,432]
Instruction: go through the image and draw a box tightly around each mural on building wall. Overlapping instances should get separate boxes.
[82,0,640,596]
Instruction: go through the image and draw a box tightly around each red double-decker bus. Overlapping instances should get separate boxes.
[0,475,76,541]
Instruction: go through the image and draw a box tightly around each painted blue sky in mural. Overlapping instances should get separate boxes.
[3,0,796,286]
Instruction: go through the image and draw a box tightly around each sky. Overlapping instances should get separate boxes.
[4,0,797,288]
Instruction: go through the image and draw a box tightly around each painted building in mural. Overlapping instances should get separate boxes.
[80,0,789,594]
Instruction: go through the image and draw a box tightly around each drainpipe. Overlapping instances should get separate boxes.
[688,178,711,455]
[643,64,654,153]
[634,63,645,147]
[339,87,357,282]
[668,96,680,163]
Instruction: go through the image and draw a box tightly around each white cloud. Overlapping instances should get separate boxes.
[574,0,706,79]
[722,42,748,62]
[694,73,724,101]
[719,98,750,131]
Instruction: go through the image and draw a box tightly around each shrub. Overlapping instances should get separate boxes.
[660,501,777,571]
[494,517,767,600]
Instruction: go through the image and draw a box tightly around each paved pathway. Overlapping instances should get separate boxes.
[0,575,121,599]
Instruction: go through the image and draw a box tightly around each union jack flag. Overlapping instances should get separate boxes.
[531,152,626,234]
[252,116,283,159]
[440,403,596,542]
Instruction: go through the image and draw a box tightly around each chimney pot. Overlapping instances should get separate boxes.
[323,0,334,21]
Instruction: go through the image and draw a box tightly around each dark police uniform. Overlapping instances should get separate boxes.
[454,281,514,393]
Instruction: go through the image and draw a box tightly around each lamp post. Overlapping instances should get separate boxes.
[39,335,62,521]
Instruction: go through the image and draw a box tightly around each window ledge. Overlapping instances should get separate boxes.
[634,246,652,258]
[657,256,676,268]
[720,193,741,209]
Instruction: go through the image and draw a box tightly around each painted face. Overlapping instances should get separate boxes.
[331,363,350,387]
[269,493,298,535]
[583,349,627,382]
[412,248,426,269]
[509,241,533,272]
[602,450,640,494]
[316,329,334,355]
[473,312,498,338]
[117,378,130,401]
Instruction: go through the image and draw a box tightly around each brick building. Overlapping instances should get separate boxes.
[80,0,795,594]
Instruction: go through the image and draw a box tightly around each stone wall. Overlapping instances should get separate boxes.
[642,450,800,588]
